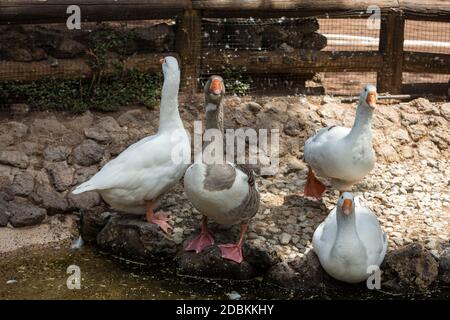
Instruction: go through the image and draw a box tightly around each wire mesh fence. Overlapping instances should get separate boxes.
[0,11,449,112]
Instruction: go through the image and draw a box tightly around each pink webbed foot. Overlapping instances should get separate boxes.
[148,211,173,234]
[185,231,215,253]
[218,243,244,264]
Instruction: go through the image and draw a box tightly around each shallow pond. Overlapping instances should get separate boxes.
[0,245,448,300]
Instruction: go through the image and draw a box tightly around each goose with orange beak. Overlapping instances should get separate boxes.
[183,76,260,264]
[304,84,377,198]
[312,192,388,283]
[72,56,191,234]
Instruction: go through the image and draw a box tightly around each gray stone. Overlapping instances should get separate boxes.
[9,172,34,196]
[97,216,178,262]
[7,200,46,227]
[73,166,98,185]
[68,191,101,211]
[47,161,74,191]
[84,127,110,142]
[32,182,68,213]
[279,232,292,244]
[71,139,104,166]
[117,109,146,127]
[98,116,121,132]
[30,117,67,136]
[43,145,71,162]
[0,150,29,169]
[0,122,28,140]
[81,211,113,242]
[246,102,262,113]
[0,198,9,226]
[384,243,439,291]
[439,247,450,285]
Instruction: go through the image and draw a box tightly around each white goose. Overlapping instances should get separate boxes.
[313,192,388,283]
[183,76,260,264]
[72,56,191,233]
[304,84,377,197]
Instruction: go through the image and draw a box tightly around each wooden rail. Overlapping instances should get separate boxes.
[0,0,449,95]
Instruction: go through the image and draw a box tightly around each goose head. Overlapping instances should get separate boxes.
[204,75,225,107]
[359,84,377,110]
[160,56,180,83]
[337,192,355,217]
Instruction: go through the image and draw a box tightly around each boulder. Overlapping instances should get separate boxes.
[9,172,34,196]
[117,109,147,127]
[68,190,101,211]
[438,247,450,285]
[266,250,323,292]
[0,150,29,169]
[43,145,71,162]
[32,182,68,213]
[97,216,178,261]
[47,161,74,191]
[0,198,9,226]
[176,225,279,280]
[71,139,105,166]
[383,243,439,291]
[0,121,29,140]
[30,117,67,136]
[81,210,113,242]
[7,199,46,227]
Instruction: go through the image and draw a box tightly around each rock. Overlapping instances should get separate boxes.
[32,182,68,213]
[71,139,105,166]
[73,166,98,184]
[47,161,74,191]
[0,199,9,226]
[176,225,279,280]
[438,247,450,285]
[384,243,439,291]
[97,216,178,261]
[19,142,41,156]
[55,38,85,58]
[287,156,306,172]
[411,98,439,115]
[440,103,450,121]
[246,102,262,113]
[30,117,67,136]
[417,140,440,159]
[400,112,419,126]
[68,191,101,211]
[84,127,110,142]
[117,109,146,127]
[0,134,14,148]
[0,122,28,140]
[43,145,71,162]
[9,103,30,115]
[81,210,113,242]
[98,116,121,132]
[7,200,46,227]
[407,124,428,142]
[9,172,34,196]
[279,232,292,244]
[0,150,29,169]
[267,250,323,292]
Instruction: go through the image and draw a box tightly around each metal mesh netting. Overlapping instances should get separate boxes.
[403,19,450,87]
[0,13,449,112]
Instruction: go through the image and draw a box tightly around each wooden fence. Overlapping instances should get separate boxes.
[1,0,449,95]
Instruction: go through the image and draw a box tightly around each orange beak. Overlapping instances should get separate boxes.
[342,199,353,215]
[159,58,165,64]
[366,91,377,108]
[210,78,222,95]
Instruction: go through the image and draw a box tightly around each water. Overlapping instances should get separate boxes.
[0,246,448,300]
[0,245,290,300]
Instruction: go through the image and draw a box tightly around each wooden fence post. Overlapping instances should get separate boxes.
[377,9,405,94]
[176,9,202,93]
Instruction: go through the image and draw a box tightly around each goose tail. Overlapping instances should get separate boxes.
[72,181,97,195]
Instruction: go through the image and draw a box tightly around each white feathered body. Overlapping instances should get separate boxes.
[184,162,252,225]
[312,198,388,283]
[304,113,375,191]
[73,131,190,214]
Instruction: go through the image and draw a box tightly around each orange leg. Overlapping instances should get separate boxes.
[304,166,326,198]
[218,224,248,264]
[145,200,172,234]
